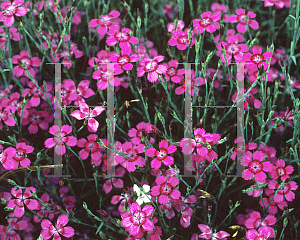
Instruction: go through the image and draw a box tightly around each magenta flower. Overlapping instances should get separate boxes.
[7,186,39,218]
[137,55,167,82]
[44,125,78,156]
[241,151,273,183]
[109,47,140,71]
[270,48,289,65]
[12,50,41,78]
[231,87,262,111]
[22,81,53,107]
[41,214,75,240]
[0,212,28,240]
[88,50,114,69]
[89,10,120,35]
[268,179,298,202]
[0,105,16,129]
[217,36,248,64]
[102,167,125,194]
[115,141,146,172]
[106,26,139,49]
[259,188,288,215]
[270,159,294,181]
[167,20,185,34]
[120,202,154,237]
[77,134,102,163]
[162,59,185,83]
[6,142,34,169]
[145,139,177,169]
[168,29,195,50]
[261,0,285,8]
[197,224,230,239]
[246,226,272,240]
[22,108,50,134]
[0,0,27,27]
[70,103,105,132]
[0,147,16,170]
[193,11,221,34]
[151,175,181,205]
[228,9,259,33]
[127,122,158,145]
[243,45,272,70]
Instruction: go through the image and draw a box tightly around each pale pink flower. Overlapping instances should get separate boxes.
[0,0,27,27]
[137,55,167,82]
[12,50,41,78]
[151,175,181,205]
[44,125,77,156]
[197,224,230,239]
[7,186,39,218]
[193,11,221,34]
[40,214,74,239]
[70,103,105,132]
[89,10,120,35]
[57,6,82,24]
[270,48,289,65]
[0,27,21,49]
[228,9,259,33]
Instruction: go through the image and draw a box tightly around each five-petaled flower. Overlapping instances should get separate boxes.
[151,175,181,205]
[106,26,139,49]
[120,202,154,237]
[7,186,39,218]
[145,139,177,169]
[196,224,230,239]
[109,47,140,71]
[89,10,120,35]
[40,214,75,240]
[12,50,41,78]
[228,9,259,33]
[0,0,27,27]
[193,11,221,34]
[243,45,272,70]
[44,125,77,156]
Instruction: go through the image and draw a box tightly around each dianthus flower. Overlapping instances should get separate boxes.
[89,10,120,35]
[0,147,16,170]
[241,151,273,183]
[7,186,38,218]
[77,134,102,163]
[261,0,285,8]
[44,125,77,156]
[197,224,230,239]
[145,139,177,169]
[121,202,154,237]
[151,175,181,205]
[228,9,259,33]
[22,108,50,134]
[270,159,294,181]
[246,226,272,240]
[109,47,139,71]
[268,179,298,202]
[162,59,185,83]
[168,28,196,50]
[107,26,139,49]
[40,214,75,239]
[0,0,27,27]
[193,11,221,34]
[243,45,272,70]
[6,142,34,169]
[137,55,167,83]
[0,105,16,129]
[12,50,41,78]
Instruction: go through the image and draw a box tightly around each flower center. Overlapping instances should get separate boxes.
[145,61,158,72]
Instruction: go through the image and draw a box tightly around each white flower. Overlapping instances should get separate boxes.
[133,184,151,205]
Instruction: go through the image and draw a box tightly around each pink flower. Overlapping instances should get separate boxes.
[0,105,16,129]
[0,212,28,240]
[57,6,82,24]
[193,11,221,34]
[241,151,273,183]
[127,122,157,145]
[22,81,53,107]
[145,139,177,169]
[70,103,105,132]
[22,108,50,134]
[0,27,21,49]
[6,142,34,169]
[228,9,259,33]
[111,187,134,213]
[0,0,27,27]
[163,2,178,19]
[167,20,185,34]
[106,26,139,49]
[92,63,123,90]
[261,0,285,8]
[12,50,41,78]
[77,134,102,164]
[44,125,77,156]
[246,226,272,240]
[7,186,39,218]
[151,175,181,205]
[197,224,230,239]
[137,55,167,82]
[162,59,185,83]
[109,47,140,71]
[270,159,294,181]
[168,29,195,50]
[0,147,16,170]
[231,87,262,111]
[40,214,75,239]
[102,167,125,194]
[121,202,154,237]
[89,10,120,35]
[268,179,298,202]
[229,138,257,160]
[196,68,224,90]
[243,45,272,70]
[115,142,146,172]
[88,50,114,69]
[259,188,288,215]
[216,36,248,64]
[270,48,289,65]
[54,43,83,69]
